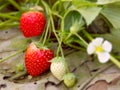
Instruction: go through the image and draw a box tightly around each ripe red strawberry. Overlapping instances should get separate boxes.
[25,43,54,76]
[20,11,46,37]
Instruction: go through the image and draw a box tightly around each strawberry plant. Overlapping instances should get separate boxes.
[0,0,120,89]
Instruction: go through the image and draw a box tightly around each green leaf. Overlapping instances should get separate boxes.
[102,29,120,52]
[77,7,102,25]
[97,0,120,4]
[72,0,96,7]
[101,3,120,29]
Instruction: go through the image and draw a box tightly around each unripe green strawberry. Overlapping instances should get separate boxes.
[16,64,24,72]
[63,73,76,87]
[50,57,68,81]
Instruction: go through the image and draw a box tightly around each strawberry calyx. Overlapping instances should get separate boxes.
[34,42,49,50]
[50,57,65,63]
[70,19,84,34]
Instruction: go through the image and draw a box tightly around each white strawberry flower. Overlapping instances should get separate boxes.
[87,37,112,63]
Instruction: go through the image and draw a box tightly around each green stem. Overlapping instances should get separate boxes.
[0,22,19,27]
[5,12,18,15]
[35,0,40,5]
[0,20,12,25]
[47,25,52,41]
[42,0,63,57]
[9,70,28,80]
[63,9,72,19]
[48,0,52,7]
[74,39,87,48]
[0,48,26,63]
[58,13,65,58]
[0,13,19,20]
[52,12,62,19]
[39,29,45,43]
[50,15,63,57]
[42,0,65,58]
[42,19,50,45]
[82,30,93,41]
[67,43,85,50]
[39,1,50,43]
[64,33,72,42]
[50,17,59,46]
[60,9,74,32]
[74,33,88,47]
[8,0,22,11]
[52,1,59,10]
[0,20,19,29]
[110,55,120,68]
[51,13,63,57]
[0,3,9,10]
[58,0,63,13]
[57,38,64,58]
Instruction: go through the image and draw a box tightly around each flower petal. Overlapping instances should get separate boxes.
[92,37,103,46]
[97,52,110,63]
[102,40,112,52]
[87,42,95,55]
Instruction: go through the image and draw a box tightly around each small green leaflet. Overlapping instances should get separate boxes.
[102,29,120,52]
[101,3,120,29]
[72,0,102,25]
[77,7,102,25]
[72,0,96,7]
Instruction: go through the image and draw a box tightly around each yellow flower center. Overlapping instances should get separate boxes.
[96,46,103,52]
